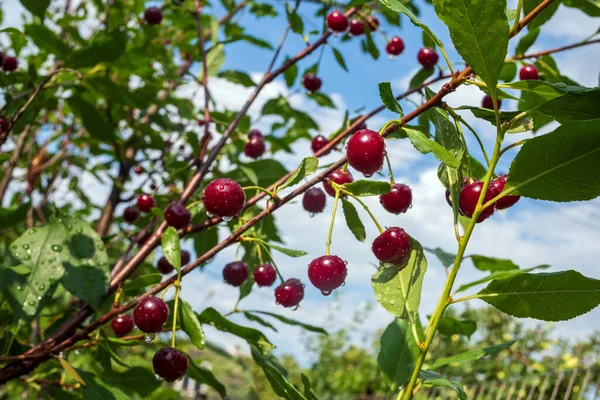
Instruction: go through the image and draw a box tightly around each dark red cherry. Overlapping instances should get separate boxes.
[346,129,386,177]
[134,166,143,175]
[308,255,347,294]
[349,19,365,36]
[244,136,266,159]
[157,250,191,274]
[459,181,495,223]
[123,206,140,223]
[372,227,411,264]
[323,168,354,197]
[0,119,9,132]
[223,261,248,286]
[144,7,163,25]
[274,278,304,308]
[302,74,322,92]
[253,264,277,287]
[136,194,155,213]
[386,36,405,56]
[248,129,262,138]
[133,296,169,333]
[482,95,501,110]
[379,184,412,214]
[111,315,134,337]
[327,11,348,32]
[198,119,206,127]
[2,56,18,72]
[366,16,379,31]
[202,178,246,218]
[0,53,4,68]
[153,347,188,383]
[311,135,330,154]
[165,202,191,229]
[489,175,520,210]
[303,187,327,213]
[417,48,439,69]
[150,182,157,190]
[519,64,539,80]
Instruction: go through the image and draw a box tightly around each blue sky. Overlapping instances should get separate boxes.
[2,0,600,366]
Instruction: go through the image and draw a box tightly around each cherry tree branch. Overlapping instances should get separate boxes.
[509,37,600,60]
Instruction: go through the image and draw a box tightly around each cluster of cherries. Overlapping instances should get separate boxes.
[482,64,539,109]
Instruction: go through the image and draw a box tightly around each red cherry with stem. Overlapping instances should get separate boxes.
[223,261,248,286]
[417,48,439,69]
[134,166,143,175]
[0,119,9,132]
[327,11,348,32]
[379,184,412,214]
[198,119,206,127]
[253,264,277,287]
[323,168,354,197]
[303,187,327,214]
[144,7,163,25]
[302,74,322,92]
[165,202,191,229]
[150,182,157,190]
[123,206,140,223]
[349,19,365,36]
[202,178,246,219]
[248,129,262,138]
[346,129,386,177]
[308,255,347,295]
[489,175,520,210]
[482,95,502,110]
[136,194,155,213]
[2,56,18,72]
[133,296,169,333]
[274,278,304,308]
[386,36,405,56]
[311,135,330,154]
[459,181,495,223]
[519,64,539,80]
[157,250,191,274]
[111,315,134,337]
[366,16,379,31]
[153,348,188,383]
[244,136,266,159]
[372,227,411,264]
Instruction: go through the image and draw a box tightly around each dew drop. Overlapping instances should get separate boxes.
[16,285,22,291]
[390,299,396,305]
[155,374,164,382]
[38,284,45,291]
[23,255,31,261]
[96,244,104,250]
[344,260,348,265]
[74,349,81,355]
[222,216,233,222]
[309,213,315,218]
[376,293,383,300]
[14,252,20,257]
[22,244,30,250]
[364,173,373,178]
[76,228,83,234]
[28,300,36,306]
[59,352,64,358]
[37,296,42,301]
[28,229,35,235]
[388,55,396,61]
[51,245,63,252]
[321,290,332,296]
[66,224,73,230]
[275,301,280,305]
[292,305,299,311]
[176,377,184,382]
[341,282,346,287]
[206,211,214,218]
[145,333,155,343]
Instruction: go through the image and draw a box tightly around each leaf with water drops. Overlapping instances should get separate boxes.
[162,227,181,274]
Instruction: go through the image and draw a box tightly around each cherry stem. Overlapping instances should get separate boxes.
[445,107,491,168]
[171,282,181,348]
[242,186,276,199]
[500,139,528,157]
[510,0,524,35]
[325,190,341,256]
[258,242,285,282]
[255,243,264,264]
[385,154,395,185]
[340,188,385,234]
[112,283,123,308]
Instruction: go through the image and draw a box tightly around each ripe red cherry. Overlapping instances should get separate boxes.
[445,177,473,210]
[379,184,412,214]
[417,48,439,69]
[489,175,520,210]
[2,56,18,72]
[136,194,155,213]
[519,64,539,80]
[223,261,248,286]
[302,74,322,92]
[323,168,354,197]
[0,119,9,132]
[144,7,163,25]
[349,19,365,36]
[482,95,501,110]
[248,129,262,138]
[153,347,188,383]
[303,187,327,214]
[198,119,206,127]
[253,264,277,287]
[134,166,143,175]
[202,178,246,219]
[274,278,304,308]
[165,202,191,229]
[157,250,191,274]
[311,135,330,154]
[123,206,140,223]
[327,11,348,32]
[386,36,405,56]
[150,182,157,190]
[459,181,495,223]
[244,136,266,159]
[372,227,411,264]
[366,16,379,31]
[133,296,169,333]
[111,315,134,337]
[308,255,347,294]
[346,129,386,177]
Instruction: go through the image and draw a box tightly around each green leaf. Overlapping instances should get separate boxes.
[251,347,307,400]
[68,95,116,142]
[535,92,600,123]
[308,92,335,108]
[250,3,278,17]
[100,367,161,398]
[122,274,162,293]
[25,24,69,56]
[0,203,29,226]
[248,311,327,334]
[428,341,515,370]
[217,70,255,87]
[20,0,50,19]
[507,120,600,202]
[515,27,540,55]
[341,198,366,243]
[283,58,298,87]
[377,319,420,390]
[437,316,477,338]
[191,213,219,260]
[58,358,86,386]
[187,358,228,399]
[198,44,225,80]
[563,0,600,16]
[524,0,560,29]
[500,81,598,100]
[161,227,181,274]
[459,106,534,133]
[499,62,517,82]
[418,369,467,399]
[198,307,274,353]
[378,82,403,115]
[371,237,427,321]
[363,30,380,60]
[179,299,206,350]
[409,68,434,89]
[100,342,130,368]
[455,265,550,293]
[423,247,456,267]
[286,7,304,34]
[150,207,164,219]
[66,30,127,69]
[342,180,391,197]
[301,374,319,400]
[105,337,141,347]
[79,369,130,399]
[433,0,509,90]
[404,127,461,168]
[245,312,279,332]
[263,242,307,258]
[478,270,600,321]
[471,255,519,272]
[331,47,348,72]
